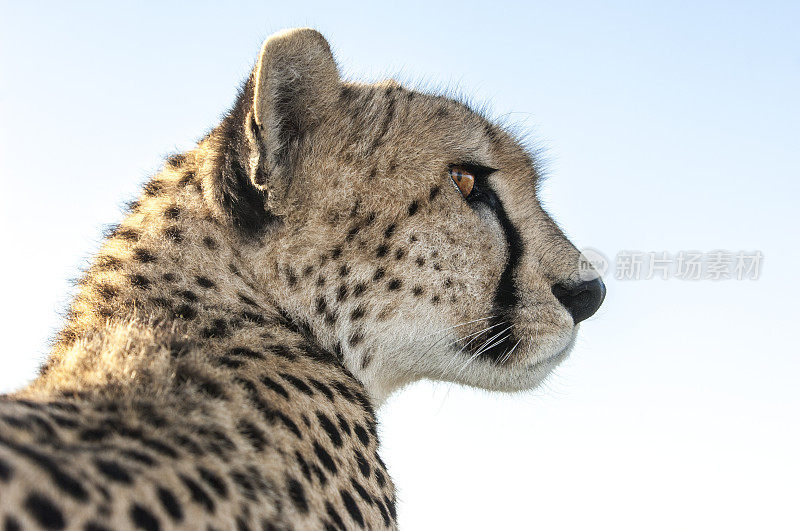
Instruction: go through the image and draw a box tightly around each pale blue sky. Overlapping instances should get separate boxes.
[1,2,798,529]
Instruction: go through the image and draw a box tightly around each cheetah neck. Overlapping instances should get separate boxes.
[23,144,374,410]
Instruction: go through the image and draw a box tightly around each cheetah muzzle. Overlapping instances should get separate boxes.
[0,28,605,530]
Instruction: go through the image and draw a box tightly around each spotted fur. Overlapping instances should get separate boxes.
[1,28,602,529]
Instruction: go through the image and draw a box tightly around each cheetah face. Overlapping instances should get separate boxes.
[235,29,605,401]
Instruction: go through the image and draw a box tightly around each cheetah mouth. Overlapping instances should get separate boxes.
[465,328,521,365]
[523,328,577,370]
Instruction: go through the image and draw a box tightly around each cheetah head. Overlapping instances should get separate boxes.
[207,29,605,402]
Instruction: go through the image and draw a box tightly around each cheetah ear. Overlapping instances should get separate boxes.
[247,28,339,214]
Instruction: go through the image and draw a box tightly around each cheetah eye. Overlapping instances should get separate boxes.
[449,164,497,200]
[449,166,475,198]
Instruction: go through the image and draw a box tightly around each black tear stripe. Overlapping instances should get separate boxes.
[468,182,525,363]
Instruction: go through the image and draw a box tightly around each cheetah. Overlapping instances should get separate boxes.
[0,28,605,529]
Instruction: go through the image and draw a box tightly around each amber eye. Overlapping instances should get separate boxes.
[449,166,475,198]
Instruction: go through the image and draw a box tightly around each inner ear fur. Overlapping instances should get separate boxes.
[247,28,340,214]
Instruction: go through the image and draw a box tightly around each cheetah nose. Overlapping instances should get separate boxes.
[551,278,606,324]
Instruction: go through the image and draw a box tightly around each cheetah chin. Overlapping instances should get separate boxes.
[1,28,604,530]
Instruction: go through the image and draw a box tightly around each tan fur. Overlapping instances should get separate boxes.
[0,28,601,529]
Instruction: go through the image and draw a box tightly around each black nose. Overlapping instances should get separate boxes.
[551,278,606,324]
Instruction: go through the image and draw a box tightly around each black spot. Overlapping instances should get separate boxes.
[352,282,367,297]
[174,304,197,320]
[177,290,198,302]
[295,451,311,481]
[237,420,267,451]
[385,494,397,520]
[241,311,265,324]
[95,255,122,271]
[375,497,391,526]
[408,201,419,216]
[110,226,140,242]
[95,458,132,483]
[236,516,251,531]
[280,374,314,396]
[286,476,308,513]
[120,449,156,466]
[431,294,441,305]
[354,424,370,446]
[336,285,348,302]
[395,248,405,260]
[375,244,389,258]
[200,319,228,339]
[215,356,242,368]
[340,85,358,103]
[340,489,364,527]
[375,467,387,488]
[140,438,179,458]
[179,474,215,513]
[269,345,297,361]
[162,272,176,282]
[349,332,364,347]
[383,223,396,239]
[228,469,256,501]
[202,236,218,249]
[3,516,20,531]
[316,412,343,447]
[326,502,346,530]
[313,442,337,474]
[143,180,165,196]
[173,434,204,456]
[346,225,360,241]
[331,246,342,260]
[164,205,181,219]
[0,456,13,482]
[355,451,370,478]
[78,427,110,442]
[387,278,402,291]
[350,306,366,320]
[156,486,183,522]
[412,285,424,296]
[311,464,328,486]
[179,170,196,186]
[372,268,385,281]
[196,276,216,289]
[350,477,374,505]
[24,493,64,529]
[429,186,440,200]
[164,226,183,243]
[339,264,349,277]
[285,267,298,287]
[198,466,228,498]
[237,292,258,307]
[95,284,118,299]
[151,296,172,309]
[315,297,327,314]
[130,504,160,531]
[260,376,289,399]
[276,413,303,439]
[309,379,335,401]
